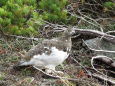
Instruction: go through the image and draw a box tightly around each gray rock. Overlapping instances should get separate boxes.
[84,38,115,59]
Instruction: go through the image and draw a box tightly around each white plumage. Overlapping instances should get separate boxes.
[15,28,75,74]
[21,47,68,73]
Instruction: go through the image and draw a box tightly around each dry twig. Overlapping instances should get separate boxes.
[92,73,115,85]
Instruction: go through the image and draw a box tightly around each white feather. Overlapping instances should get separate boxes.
[25,47,69,67]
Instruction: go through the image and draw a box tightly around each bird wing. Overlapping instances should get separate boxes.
[24,38,69,60]
[24,39,54,60]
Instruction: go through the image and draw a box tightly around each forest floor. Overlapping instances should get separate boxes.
[0,0,115,85]
[0,35,114,86]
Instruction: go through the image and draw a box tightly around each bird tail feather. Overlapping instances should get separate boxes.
[13,61,31,70]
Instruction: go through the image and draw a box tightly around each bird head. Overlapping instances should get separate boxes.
[54,27,76,37]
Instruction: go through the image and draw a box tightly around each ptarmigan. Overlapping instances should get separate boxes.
[15,28,75,74]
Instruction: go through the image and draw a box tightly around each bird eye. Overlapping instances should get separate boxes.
[63,48,67,52]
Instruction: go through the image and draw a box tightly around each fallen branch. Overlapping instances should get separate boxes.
[2,34,41,41]
[33,66,82,81]
[92,73,115,85]
[70,56,115,85]
[91,55,115,68]
[106,31,115,34]
[85,47,115,53]
[73,28,115,44]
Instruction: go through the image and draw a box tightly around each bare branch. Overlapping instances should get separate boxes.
[106,31,115,34]
[91,55,115,68]
[92,73,115,85]
[73,28,115,44]
[3,34,41,41]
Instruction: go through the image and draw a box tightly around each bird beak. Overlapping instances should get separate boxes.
[70,27,76,35]
[54,27,67,32]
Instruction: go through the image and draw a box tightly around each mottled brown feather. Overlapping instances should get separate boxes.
[24,29,72,60]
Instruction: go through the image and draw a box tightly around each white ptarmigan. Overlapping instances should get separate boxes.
[15,28,75,74]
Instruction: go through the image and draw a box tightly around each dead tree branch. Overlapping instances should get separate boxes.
[92,73,115,85]
[91,55,115,68]
[73,28,115,44]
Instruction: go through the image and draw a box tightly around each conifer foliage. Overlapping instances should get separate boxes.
[0,0,77,36]
[39,0,68,23]
[0,0,43,36]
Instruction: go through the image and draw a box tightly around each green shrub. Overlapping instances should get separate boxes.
[39,0,68,23]
[0,0,77,36]
[0,0,43,36]
[103,1,115,9]
[0,0,8,7]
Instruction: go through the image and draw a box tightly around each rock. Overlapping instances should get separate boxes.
[84,38,115,58]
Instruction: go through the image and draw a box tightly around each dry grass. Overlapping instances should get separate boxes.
[0,36,105,86]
